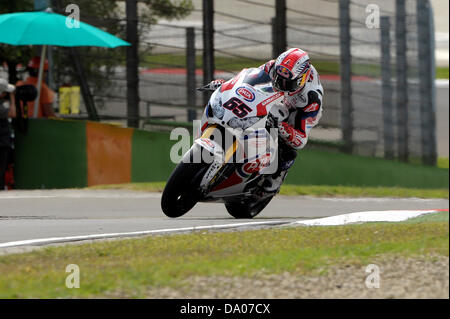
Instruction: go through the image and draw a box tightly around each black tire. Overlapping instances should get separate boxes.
[161,160,207,218]
[225,195,275,219]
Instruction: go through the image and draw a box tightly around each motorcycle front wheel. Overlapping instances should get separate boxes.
[161,153,208,218]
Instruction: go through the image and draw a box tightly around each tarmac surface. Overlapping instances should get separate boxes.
[0,189,447,247]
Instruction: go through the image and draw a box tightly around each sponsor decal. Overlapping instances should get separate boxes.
[256,92,284,116]
[259,153,271,167]
[243,161,260,174]
[303,102,320,112]
[201,161,222,185]
[242,153,271,174]
[276,66,291,78]
[235,86,255,102]
[248,138,267,148]
[261,92,283,107]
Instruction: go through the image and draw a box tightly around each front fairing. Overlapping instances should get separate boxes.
[194,69,288,196]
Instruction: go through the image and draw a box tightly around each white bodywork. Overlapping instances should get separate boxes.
[190,68,289,199]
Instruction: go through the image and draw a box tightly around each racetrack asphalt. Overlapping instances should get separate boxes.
[0,189,447,247]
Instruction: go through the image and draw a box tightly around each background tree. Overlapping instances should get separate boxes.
[1,0,193,117]
[0,0,34,84]
[52,0,193,117]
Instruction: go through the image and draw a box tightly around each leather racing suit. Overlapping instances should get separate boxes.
[201,60,324,192]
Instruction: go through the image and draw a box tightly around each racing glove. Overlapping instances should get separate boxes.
[277,121,307,150]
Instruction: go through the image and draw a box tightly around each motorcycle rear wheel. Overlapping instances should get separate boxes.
[225,195,274,219]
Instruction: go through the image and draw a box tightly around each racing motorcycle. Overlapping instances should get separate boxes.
[161,68,291,219]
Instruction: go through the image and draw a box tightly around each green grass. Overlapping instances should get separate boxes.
[142,54,372,77]
[285,149,448,189]
[141,53,267,72]
[90,182,449,199]
[436,66,449,79]
[0,220,447,298]
[405,211,449,223]
[90,182,166,192]
[279,184,448,199]
[142,53,449,79]
[438,157,449,169]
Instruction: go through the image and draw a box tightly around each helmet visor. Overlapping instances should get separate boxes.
[273,73,307,93]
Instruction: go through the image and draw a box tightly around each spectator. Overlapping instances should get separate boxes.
[0,77,15,190]
[16,56,56,118]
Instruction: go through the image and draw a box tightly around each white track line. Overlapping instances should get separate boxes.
[0,209,445,249]
[305,197,440,203]
[0,220,288,248]
[436,79,449,88]
[290,209,444,226]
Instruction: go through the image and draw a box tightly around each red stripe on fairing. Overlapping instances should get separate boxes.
[221,69,247,92]
[201,122,208,133]
[255,92,284,116]
[211,171,243,191]
[256,104,267,116]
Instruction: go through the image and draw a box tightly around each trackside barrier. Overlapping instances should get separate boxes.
[14,119,178,189]
[13,119,448,190]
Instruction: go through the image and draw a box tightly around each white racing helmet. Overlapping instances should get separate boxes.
[270,48,312,94]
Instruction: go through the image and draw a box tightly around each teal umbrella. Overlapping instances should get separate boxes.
[0,11,130,48]
[0,9,130,117]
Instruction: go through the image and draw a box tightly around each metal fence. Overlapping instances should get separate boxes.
[343,0,436,164]
[44,0,436,165]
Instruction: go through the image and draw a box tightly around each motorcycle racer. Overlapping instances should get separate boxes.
[201,48,324,193]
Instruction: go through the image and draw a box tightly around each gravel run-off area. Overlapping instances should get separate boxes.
[123,255,449,299]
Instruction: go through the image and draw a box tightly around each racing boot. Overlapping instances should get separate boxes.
[262,144,297,193]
